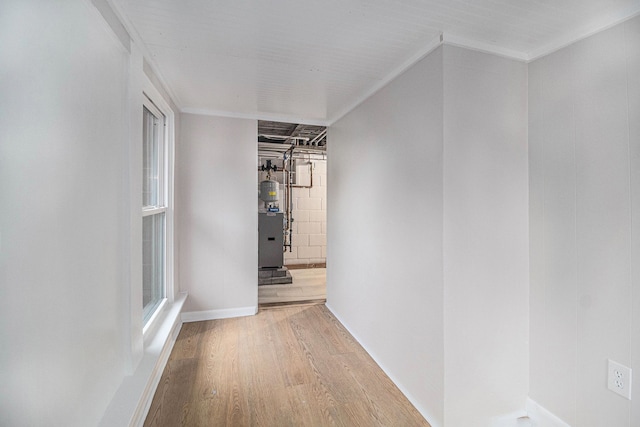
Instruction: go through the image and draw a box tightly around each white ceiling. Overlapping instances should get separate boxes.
[112,0,640,125]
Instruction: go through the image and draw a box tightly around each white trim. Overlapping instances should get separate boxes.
[181,306,258,323]
[142,73,176,305]
[442,34,529,62]
[324,303,441,427]
[134,297,183,426]
[142,77,174,127]
[330,11,640,127]
[106,0,183,108]
[124,43,145,375]
[527,9,640,62]
[103,0,640,122]
[328,34,443,125]
[526,398,572,427]
[142,206,166,217]
[82,0,130,54]
[489,410,531,427]
[142,298,167,336]
[142,95,163,118]
[99,293,187,427]
[180,107,330,127]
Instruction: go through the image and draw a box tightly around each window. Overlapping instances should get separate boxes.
[142,99,166,325]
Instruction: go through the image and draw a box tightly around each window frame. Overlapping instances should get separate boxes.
[141,83,175,336]
[142,99,166,211]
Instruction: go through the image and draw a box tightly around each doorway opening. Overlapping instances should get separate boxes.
[257,121,327,307]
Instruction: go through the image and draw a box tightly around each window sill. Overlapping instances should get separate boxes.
[142,298,167,338]
[100,292,187,427]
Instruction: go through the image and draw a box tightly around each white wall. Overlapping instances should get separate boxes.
[1,1,185,425]
[529,14,640,427]
[0,1,129,425]
[178,113,258,318]
[442,45,529,425]
[328,44,529,427]
[328,46,445,425]
[630,16,640,427]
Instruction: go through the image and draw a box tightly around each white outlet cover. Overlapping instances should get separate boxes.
[608,359,632,400]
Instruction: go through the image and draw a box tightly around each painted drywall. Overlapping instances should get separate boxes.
[442,45,529,425]
[328,44,529,427]
[529,14,640,427]
[1,1,184,425]
[0,1,129,425]
[629,16,640,427]
[178,113,258,317]
[327,46,445,425]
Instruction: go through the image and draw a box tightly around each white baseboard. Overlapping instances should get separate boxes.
[325,303,442,427]
[526,398,571,427]
[490,410,531,427]
[181,305,258,322]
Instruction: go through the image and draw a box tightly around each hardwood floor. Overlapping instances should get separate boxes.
[144,304,430,427]
[258,268,326,306]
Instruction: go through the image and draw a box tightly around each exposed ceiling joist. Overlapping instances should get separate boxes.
[258,120,327,148]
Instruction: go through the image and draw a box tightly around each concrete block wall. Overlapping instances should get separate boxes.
[285,159,327,266]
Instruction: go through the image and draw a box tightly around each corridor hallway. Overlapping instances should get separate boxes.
[144,304,429,426]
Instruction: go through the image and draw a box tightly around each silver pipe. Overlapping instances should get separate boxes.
[259,134,310,142]
[258,141,295,151]
[287,147,294,252]
[258,152,286,159]
[259,150,325,162]
[258,142,325,153]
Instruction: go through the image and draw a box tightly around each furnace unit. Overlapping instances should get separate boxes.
[258,212,284,268]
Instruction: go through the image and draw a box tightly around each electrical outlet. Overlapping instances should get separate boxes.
[608,359,632,400]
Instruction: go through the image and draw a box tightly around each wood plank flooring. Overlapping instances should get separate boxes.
[258,268,326,306]
[144,304,430,427]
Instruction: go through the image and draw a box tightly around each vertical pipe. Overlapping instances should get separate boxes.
[288,147,294,252]
[282,152,289,252]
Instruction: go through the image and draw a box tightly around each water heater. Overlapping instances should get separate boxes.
[259,179,279,203]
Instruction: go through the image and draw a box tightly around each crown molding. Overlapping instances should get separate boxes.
[527,8,640,61]
[180,107,330,127]
[442,34,529,62]
[105,2,640,125]
[328,33,443,125]
[106,0,184,109]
